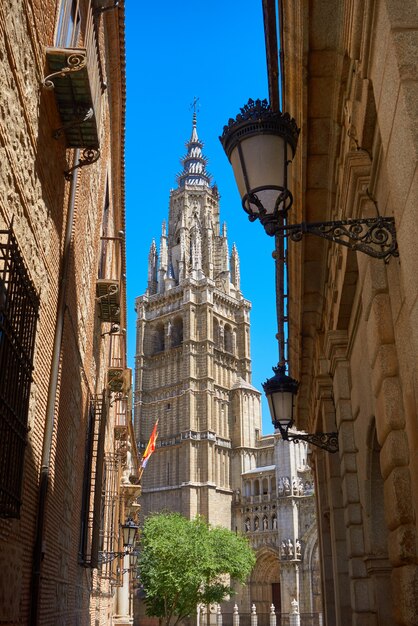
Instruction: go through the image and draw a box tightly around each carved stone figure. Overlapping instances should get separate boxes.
[281,541,287,558]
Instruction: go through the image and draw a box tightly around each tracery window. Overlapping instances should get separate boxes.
[0,229,39,518]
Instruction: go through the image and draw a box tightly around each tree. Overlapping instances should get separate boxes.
[138,512,256,626]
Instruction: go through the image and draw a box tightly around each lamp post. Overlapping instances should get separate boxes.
[220,99,343,453]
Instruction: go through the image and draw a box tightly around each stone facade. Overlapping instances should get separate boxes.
[262,0,418,624]
[0,2,138,625]
[134,119,321,620]
[235,435,321,617]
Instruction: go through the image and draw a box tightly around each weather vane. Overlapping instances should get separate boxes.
[190,96,200,114]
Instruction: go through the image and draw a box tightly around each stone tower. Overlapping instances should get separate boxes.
[134,115,262,527]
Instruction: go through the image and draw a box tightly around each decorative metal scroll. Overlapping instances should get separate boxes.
[287,431,339,454]
[53,106,94,140]
[64,148,101,180]
[41,52,87,90]
[278,217,398,262]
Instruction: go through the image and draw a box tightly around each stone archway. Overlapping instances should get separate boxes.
[248,548,280,616]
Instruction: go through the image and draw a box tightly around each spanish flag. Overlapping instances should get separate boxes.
[141,420,159,470]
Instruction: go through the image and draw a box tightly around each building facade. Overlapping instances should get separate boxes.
[0,1,139,624]
[134,118,321,620]
[260,1,418,625]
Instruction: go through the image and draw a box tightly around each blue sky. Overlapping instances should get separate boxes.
[125,0,278,434]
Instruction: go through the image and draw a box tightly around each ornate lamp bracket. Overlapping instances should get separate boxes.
[64,148,101,180]
[41,52,87,90]
[276,216,398,262]
[285,430,339,454]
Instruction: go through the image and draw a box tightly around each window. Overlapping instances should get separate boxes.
[98,184,110,280]
[79,393,107,567]
[0,229,39,518]
[56,0,81,47]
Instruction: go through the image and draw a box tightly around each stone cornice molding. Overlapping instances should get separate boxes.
[338,151,372,221]
[324,330,349,377]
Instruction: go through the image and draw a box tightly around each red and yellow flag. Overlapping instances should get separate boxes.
[141,420,159,470]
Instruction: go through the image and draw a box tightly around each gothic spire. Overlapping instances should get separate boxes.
[177,113,212,188]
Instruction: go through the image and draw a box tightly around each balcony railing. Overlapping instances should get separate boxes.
[96,234,123,323]
[43,5,104,148]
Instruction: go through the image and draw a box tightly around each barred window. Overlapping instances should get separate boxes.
[79,393,107,568]
[0,228,39,518]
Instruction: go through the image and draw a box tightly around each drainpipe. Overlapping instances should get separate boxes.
[30,149,80,626]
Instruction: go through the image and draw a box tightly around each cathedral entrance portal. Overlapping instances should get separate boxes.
[248,549,280,619]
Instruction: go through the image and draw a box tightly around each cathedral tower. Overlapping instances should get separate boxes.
[134,115,262,527]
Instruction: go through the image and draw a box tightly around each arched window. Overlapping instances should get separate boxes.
[224,324,233,353]
[213,318,220,347]
[172,316,183,347]
[153,322,164,353]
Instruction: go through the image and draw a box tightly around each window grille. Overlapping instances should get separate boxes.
[99,453,120,582]
[0,228,39,518]
[79,392,107,566]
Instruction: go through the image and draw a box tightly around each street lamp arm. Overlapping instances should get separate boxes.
[273,216,398,261]
[285,430,339,454]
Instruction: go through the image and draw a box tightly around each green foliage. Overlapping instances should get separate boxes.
[139,512,255,626]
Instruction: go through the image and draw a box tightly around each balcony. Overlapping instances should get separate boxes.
[96,279,120,322]
[107,367,130,394]
[43,7,103,148]
[96,233,124,323]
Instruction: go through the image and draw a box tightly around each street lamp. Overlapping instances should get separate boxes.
[263,364,339,454]
[220,98,398,260]
[99,517,139,564]
[220,99,352,454]
[122,517,139,547]
[219,98,299,236]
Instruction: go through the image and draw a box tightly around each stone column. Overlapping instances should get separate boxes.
[114,554,132,625]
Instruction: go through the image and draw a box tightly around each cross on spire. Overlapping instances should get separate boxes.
[190,96,200,114]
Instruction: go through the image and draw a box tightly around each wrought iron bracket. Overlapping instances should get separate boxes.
[64,148,101,180]
[53,106,94,140]
[99,547,138,565]
[41,52,87,90]
[285,431,339,454]
[273,217,398,262]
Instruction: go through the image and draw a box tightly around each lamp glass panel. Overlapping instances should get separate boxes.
[271,388,293,426]
[122,523,136,547]
[230,134,286,215]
